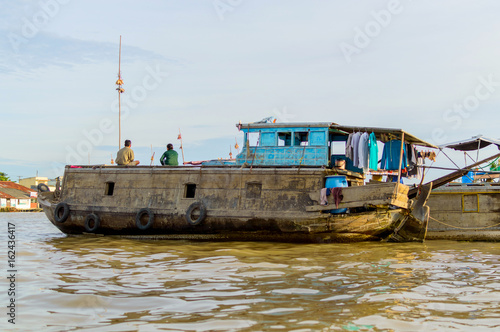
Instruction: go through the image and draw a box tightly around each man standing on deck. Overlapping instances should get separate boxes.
[116,139,140,166]
[160,143,179,166]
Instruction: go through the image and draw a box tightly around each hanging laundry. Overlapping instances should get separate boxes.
[351,132,361,167]
[320,188,334,205]
[416,156,423,179]
[406,144,419,178]
[411,144,418,164]
[418,150,437,162]
[331,187,343,208]
[380,140,407,171]
[320,188,328,205]
[358,132,369,171]
[368,132,378,170]
[345,133,354,160]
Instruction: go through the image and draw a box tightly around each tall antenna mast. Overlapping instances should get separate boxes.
[116,35,124,149]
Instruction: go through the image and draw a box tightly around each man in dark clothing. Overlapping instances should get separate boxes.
[160,143,179,166]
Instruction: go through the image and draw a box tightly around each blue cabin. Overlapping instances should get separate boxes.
[235,122,362,171]
[234,122,437,173]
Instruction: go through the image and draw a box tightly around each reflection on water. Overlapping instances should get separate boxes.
[2,213,500,331]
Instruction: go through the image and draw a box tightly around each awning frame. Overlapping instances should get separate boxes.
[439,135,500,151]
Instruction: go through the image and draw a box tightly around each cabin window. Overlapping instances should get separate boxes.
[309,131,326,146]
[246,182,262,198]
[104,182,115,196]
[260,132,275,147]
[462,194,479,212]
[330,141,346,155]
[278,132,292,146]
[247,132,260,147]
[294,132,309,146]
[185,183,196,198]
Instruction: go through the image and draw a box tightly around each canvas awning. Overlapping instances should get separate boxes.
[237,122,438,148]
[329,125,438,148]
[439,135,500,151]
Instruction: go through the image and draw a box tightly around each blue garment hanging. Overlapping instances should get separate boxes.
[368,132,378,170]
[380,140,407,170]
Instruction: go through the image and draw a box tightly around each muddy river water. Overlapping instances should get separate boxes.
[1,213,500,331]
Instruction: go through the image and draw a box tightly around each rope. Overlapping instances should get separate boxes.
[419,165,500,174]
[464,152,498,167]
[298,141,307,172]
[429,215,500,230]
[482,156,499,168]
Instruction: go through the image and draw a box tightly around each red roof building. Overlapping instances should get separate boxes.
[0,181,38,209]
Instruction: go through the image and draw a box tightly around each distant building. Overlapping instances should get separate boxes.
[19,177,53,191]
[0,181,37,209]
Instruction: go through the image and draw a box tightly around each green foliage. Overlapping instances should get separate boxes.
[0,172,10,181]
[490,160,500,172]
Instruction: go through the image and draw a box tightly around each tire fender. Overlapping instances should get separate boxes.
[37,183,50,192]
[136,208,154,230]
[54,202,70,223]
[84,213,100,232]
[185,202,207,226]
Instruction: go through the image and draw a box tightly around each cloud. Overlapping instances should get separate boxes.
[0,32,178,75]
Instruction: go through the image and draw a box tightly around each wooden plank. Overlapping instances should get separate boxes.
[475,173,500,180]
[395,183,409,195]
[309,182,408,204]
[391,193,410,209]
[306,197,408,211]
[308,182,395,201]
[307,183,409,211]
[307,191,409,211]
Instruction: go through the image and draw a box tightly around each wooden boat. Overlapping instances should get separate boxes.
[427,182,500,241]
[38,122,436,243]
[422,136,500,241]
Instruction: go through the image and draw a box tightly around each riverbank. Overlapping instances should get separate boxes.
[0,207,42,212]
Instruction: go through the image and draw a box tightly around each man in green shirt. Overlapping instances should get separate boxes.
[160,143,179,166]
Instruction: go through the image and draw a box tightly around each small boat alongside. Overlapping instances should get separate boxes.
[427,182,500,241]
[424,136,500,241]
[39,121,437,243]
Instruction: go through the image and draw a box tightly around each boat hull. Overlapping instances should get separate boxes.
[39,165,428,243]
[427,183,500,241]
[40,199,409,242]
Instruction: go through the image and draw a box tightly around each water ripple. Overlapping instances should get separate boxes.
[2,213,500,331]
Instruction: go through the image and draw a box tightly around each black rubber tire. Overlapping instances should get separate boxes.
[37,183,50,192]
[84,213,100,232]
[136,208,154,230]
[185,202,207,226]
[54,202,70,223]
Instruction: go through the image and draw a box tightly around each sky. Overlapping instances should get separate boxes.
[2,0,500,181]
